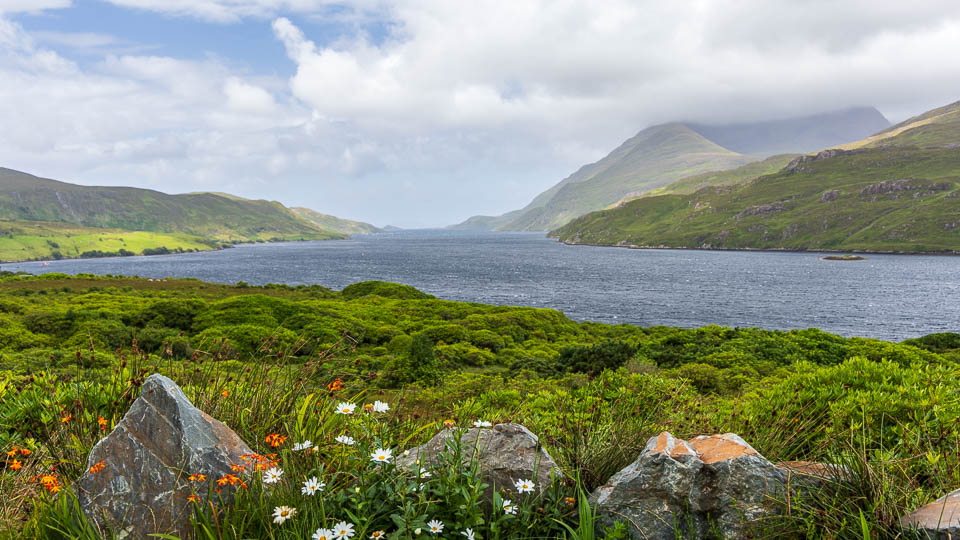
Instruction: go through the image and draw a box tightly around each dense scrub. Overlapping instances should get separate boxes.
[1,273,959,538]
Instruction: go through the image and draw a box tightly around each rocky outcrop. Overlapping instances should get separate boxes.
[76,374,253,539]
[820,189,841,202]
[591,432,786,539]
[737,202,786,218]
[398,423,560,500]
[784,148,868,172]
[859,179,952,198]
[900,488,960,539]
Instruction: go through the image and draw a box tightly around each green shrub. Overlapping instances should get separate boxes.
[341,281,434,300]
[557,341,636,374]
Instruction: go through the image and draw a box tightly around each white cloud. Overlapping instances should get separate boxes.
[0,0,71,14]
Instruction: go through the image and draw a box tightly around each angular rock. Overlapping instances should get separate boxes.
[398,423,561,500]
[900,489,960,539]
[76,374,253,539]
[591,432,786,540]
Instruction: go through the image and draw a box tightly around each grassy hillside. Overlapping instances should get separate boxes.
[2,274,959,538]
[0,168,344,243]
[552,146,960,252]
[616,153,799,203]
[290,207,381,235]
[0,220,218,262]
[496,123,754,231]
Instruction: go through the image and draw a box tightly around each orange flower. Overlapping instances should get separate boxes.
[326,378,343,392]
[19,448,30,456]
[49,484,62,493]
[217,474,242,487]
[265,434,287,448]
[231,463,246,473]
[188,474,207,482]
[89,461,106,474]
[187,494,200,503]
[6,448,18,457]
[221,390,230,398]
[60,413,72,424]
[10,459,22,471]
[97,416,108,431]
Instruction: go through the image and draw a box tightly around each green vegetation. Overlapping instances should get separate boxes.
[0,168,346,261]
[842,100,960,150]
[0,220,219,262]
[552,146,960,252]
[1,275,959,538]
[291,207,382,235]
[633,153,798,199]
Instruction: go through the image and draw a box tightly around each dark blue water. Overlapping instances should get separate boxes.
[3,230,958,341]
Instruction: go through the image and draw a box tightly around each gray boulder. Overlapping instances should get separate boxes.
[398,423,561,500]
[900,488,960,539]
[76,374,253,539]
[591,432,786,539]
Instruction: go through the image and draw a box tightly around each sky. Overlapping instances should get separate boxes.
[1,1,959,228]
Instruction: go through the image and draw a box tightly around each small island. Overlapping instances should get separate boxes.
[821,254,866,261]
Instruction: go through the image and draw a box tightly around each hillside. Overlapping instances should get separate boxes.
[552,146,960,252]
[616,153,799,203]
[290,207,381,235]
[0,168,344,244]
[457,107,889,232]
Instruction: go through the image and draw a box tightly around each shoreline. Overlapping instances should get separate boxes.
[554,238,960,256]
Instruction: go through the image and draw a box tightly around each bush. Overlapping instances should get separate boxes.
[557,341,636,374]
[341,281,434,300]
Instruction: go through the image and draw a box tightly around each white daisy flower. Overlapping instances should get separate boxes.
[472,420,492,428]
[301,476,324,495]
[262,467,283,484]
[312,528,334,540]
[293,440,313,451]
[369,531,387,539]
[335,402,356,415]
[372,400,390,413]
[427,519,444,534]
[461,528,476,540]
[514,478,535,493]
[335,434,355,446]
[370,447,393,463]
[271,505,296,524]
[418,468,432,479]
[333,520,355,539]
[502,499,517,514]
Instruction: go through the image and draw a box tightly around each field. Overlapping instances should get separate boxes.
[1,274,959,538]
[0,221,220,263]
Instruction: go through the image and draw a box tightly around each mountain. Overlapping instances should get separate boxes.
[551,101,960,253]
[686,106,889,156]
[447,210,524,230]
[457,107,890,232]
[291,207,381,235]
[484,123,754,231]
[0,167,343,243]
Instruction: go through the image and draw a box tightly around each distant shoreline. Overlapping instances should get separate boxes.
[555,238,960,256]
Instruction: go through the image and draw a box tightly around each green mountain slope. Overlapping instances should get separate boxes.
[496,123,754,231]
[551,146,960,253]
[618,153,799,203]
[291,207,381,235]
[0,168,344,243]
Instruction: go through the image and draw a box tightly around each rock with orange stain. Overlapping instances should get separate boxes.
[591,431,787,539]
[75,374,253,539]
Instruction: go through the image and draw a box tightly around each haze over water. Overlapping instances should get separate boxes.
[5,230,957,341]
